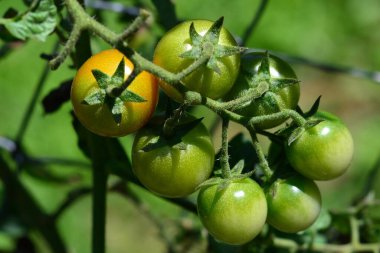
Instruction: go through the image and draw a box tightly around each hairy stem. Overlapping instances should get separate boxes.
[220,118,231,178]
[248,127,272,180]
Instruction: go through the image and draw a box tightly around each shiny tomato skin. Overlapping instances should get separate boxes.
[153,20,240,102]
[285,111,354,180]
[71,49,158,137]
[265,174,321,233]
[132,119,215,198]
[197,178,267,245]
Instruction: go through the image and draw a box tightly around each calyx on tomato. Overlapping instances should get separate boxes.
[140,116,204,152]
[180,17,245,74]
[82,58,146,124]
[242,51,299,109]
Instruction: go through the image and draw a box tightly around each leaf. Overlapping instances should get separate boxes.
[81,90,106,106]
[141,136,167,152]
[0,0,57,42]
[196,177,224,191]
[188,22,202,46]
[304,119,324,129]
[42,79,71,114]
[230,160,245,175]
[204,17,224,44]
[111,58,125,84]
[270,78,300,92]
[91,69,110,89]
[257,51,271,78]
[304,95,322,118]
[111,98,124,124]
[170,117,203,143]
[141,118,203,152]
[206,56,221,74]
[119,90,146,103]
[213,44,246,58]
[287,127,305,146]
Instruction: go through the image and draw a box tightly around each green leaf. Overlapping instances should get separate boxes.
[0,0,57,41]
[91,69,110,89]
[230,160,245,175]
[287,126,305,146]
[111,98,124,124]
[214,44,246,58]
[206,56,221,74]
[257,51,271,78]
[270,78,300,92]
[304,95,322,118]
[82,90,106,105]
[111,58,125,84]
[141,136,167,152]
[304,119,324,129]
[119,90,146,103]
[179,46,201,59]
[196,177,224,191]
[204,16,224,44]
[189,22,202,46]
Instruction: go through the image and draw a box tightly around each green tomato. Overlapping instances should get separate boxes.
[226,52,300,129]
[197,178,267,245]
[153,20,240,101]
[285,111,354,180]
[132,118,214,198]
[265,174,321,233]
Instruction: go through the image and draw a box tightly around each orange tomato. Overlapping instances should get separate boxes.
[71,49,158,137]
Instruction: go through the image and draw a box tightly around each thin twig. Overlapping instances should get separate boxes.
[241,0,269,46]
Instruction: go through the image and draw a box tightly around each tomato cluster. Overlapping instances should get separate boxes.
[70,19,354,246]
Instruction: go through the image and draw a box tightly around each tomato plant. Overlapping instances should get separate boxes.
[285,111,354,180]
[131,117,215,198]
[226,52,300,129]
[71,49,158,137]
[197,178,267,245]
[153,20,240,101]
[265,174,322,233]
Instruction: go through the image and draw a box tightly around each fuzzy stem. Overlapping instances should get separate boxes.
[248,127,273,180]
[220,118,232,178]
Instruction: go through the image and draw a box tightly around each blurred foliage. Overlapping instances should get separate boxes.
[0,0,380,252]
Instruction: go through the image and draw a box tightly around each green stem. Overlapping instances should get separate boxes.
[116,9,151,42]
[247,127,272,180]
[220,118,231,178]
[350,215,360,247]
[16,41,59,142]
[91,158,108,253]
[50,24,82,70]
[241,0,269,46]
[248,109,306,127]
[175,54,210,81]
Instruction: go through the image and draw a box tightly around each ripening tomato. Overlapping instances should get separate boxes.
[71,49,158,137]
[265,174,321,233]
[132,117,215,198]
[285,111,354,180]
[153,20,240,101]
[197,178,267,245]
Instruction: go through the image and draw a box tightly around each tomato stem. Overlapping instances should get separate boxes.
[248,127,273,180]
[220,118,232,178]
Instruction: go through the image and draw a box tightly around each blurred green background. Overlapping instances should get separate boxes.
[0,0,380,252]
